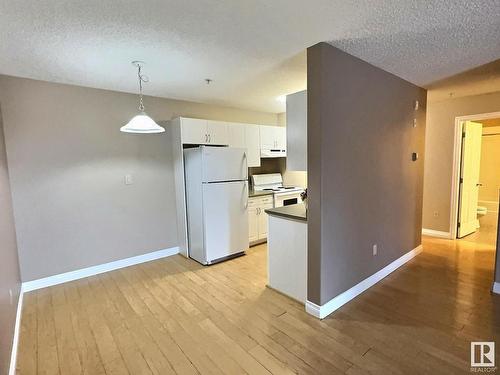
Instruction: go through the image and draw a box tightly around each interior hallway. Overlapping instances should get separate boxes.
[16,237,500,375]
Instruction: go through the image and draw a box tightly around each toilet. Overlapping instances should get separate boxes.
[476,206,488,228]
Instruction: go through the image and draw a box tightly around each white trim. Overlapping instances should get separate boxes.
[22,247,179,292]
[305,244,423,319]
[422,228,452,239]
[450,111,500,240]
[493,282,500,295]
[8,286,24,375]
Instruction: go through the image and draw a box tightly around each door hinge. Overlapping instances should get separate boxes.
[462,132,466,138]
[458,222,461,228]
[460,177,463,183]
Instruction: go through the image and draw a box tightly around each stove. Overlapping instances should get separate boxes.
[251,173,304,207]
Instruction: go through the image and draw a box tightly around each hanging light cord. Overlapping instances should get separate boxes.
[136,64,149,112]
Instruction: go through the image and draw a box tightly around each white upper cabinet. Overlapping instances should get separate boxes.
[275,126,286,150]
[228,123,246,148]
[286,90,307,171]
[260,125,287,154]
[260,125,276,150]
[180,118,208,144]
[179,118,228,145]
[206,121,229,145]
[228,123,261,167]
[245,125,261,167]
[177,118,261,166]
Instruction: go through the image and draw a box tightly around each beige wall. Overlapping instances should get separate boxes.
[308,43,426,305]
[422,91,500,232]
[0,105,21,374]
[479,125,500,202]
[0,75,278,282]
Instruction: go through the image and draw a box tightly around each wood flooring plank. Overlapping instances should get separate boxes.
[16,238,500,375]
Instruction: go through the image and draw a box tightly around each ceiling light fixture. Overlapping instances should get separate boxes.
[120,61,165,134]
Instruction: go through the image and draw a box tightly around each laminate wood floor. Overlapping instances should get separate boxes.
[16,237,500,374]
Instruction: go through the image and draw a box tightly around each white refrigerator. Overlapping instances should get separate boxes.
[184,146,249,265]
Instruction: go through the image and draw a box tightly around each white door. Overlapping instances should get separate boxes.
[458,121,483,238]
[245,125,261,167]
[228,123,246,148]
[203,181,249,262]
[258,202,273,239]
[181,118,208,144]
[207,121,229,145]
[202,147,247,183]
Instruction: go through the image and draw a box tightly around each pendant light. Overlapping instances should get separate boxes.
[120,61,165,134]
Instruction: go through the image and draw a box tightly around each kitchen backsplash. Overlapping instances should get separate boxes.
[248,158,307,189]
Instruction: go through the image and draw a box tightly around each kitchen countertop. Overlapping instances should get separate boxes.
[265,203,307,222]
[248,190,274,198]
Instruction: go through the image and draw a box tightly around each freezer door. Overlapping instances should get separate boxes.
[201,146,248,183]
[202,181,249,263]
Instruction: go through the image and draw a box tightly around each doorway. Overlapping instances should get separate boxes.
[452,112,500,243]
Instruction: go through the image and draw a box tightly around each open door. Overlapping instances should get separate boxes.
[457,121,483,238]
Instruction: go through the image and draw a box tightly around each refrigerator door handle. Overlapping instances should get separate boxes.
[244,183,249,209]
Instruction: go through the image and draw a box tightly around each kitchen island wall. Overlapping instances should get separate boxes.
[307,42,426,307]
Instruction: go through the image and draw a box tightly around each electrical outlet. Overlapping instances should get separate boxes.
[433,211,439,218]
[124,174,134,185]
[372,244,378,256]
[9,289,13,305]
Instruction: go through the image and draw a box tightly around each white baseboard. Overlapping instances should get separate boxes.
[422,228,451,239]
[306,244,423,319]
[8,285,24,375]
[493,282,500,295]
[22,246,179,292]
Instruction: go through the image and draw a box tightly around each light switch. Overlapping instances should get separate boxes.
[125,174,134,185]
[412,152,418,161]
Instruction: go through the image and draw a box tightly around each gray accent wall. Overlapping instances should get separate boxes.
[0,75,278,282]
[307,43,427,305]
[0,105,21,375]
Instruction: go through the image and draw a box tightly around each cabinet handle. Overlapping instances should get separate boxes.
[208,134,211,143]
[204,134,207,143]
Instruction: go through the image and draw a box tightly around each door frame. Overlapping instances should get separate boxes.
[450,111,500,239]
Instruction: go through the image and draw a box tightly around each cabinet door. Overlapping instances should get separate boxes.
[259,125,276,149]
[275,126,287,151]
[228,123,246,148]
[245,125,261,167]
[207,121,229,145]
[180,118,208,144]
[257,202,273,240]
[248,206,259,243]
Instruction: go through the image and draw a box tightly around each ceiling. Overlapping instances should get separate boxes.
[0,1,499,113]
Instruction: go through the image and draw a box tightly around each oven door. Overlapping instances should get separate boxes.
[274,191,303,207]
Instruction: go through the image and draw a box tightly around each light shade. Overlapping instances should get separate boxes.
[120,112,165,134]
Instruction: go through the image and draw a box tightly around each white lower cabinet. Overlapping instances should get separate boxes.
[248,195,274,244]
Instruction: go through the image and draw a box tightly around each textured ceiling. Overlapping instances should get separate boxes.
[0,1,499,113]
